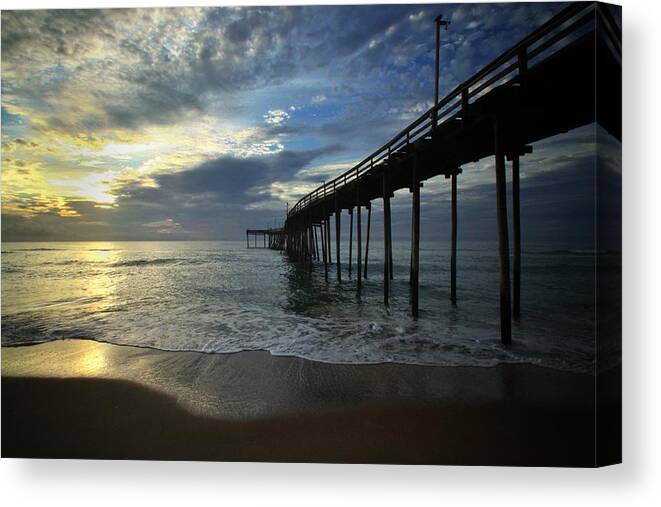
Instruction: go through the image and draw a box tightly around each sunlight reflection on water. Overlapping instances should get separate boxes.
[1,240,619,373]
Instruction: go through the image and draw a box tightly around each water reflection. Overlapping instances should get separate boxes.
[1,240,607,373]
[76,342,110,376]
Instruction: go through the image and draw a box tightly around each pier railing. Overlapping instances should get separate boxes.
[287,2,619,219]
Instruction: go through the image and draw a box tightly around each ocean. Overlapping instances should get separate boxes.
[1,240,618,374]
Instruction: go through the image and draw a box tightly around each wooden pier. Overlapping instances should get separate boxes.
[251,3,621,345]
[246,228,286,250]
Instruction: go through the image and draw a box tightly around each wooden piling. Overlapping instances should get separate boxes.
[389,212,394,281]
[308,219,313,272]
[512,154,521,320]
[493,118,512,345]
[383,173,391,305]
[357,204,362,289]
[356,168,362,289]
[348,208,353,277]
[411,152,421,317]
[313,224,319,261]
[335,199,341,282]
[321,222,328,280]
[326,217,332,264]
[364,204,371,278]
[409,201,414,286]
[311,222,316,262]
[451,170,458,303]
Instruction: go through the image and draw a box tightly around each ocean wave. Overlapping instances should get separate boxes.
[0,302,599,374]
[1,266,23,273]
[110,257,183,267]
[1,240,607,376]
[43,259,94,266]
[0,334,596,375]
[11,247,65,252]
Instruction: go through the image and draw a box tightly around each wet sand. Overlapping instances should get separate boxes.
[2,339,605,465]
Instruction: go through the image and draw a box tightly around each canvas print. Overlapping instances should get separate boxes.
[1,2,621,466]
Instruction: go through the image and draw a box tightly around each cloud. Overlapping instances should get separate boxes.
[263,109,290,125]
[143,218,182,235]
[2,143,340,241]
[2,2,609,246]
[2,138,39,152]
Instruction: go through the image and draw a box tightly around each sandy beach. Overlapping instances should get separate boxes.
[2,339,614,465]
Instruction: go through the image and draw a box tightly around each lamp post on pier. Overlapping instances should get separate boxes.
[433,14,450,128]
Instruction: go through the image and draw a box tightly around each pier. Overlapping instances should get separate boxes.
[246,228,286,250]
[249,2,621,345]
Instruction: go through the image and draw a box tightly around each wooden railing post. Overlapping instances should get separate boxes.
[518,47,528,74]
[461,88,469,128]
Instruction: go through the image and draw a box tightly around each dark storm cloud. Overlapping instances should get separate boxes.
[115,144,341,206]
[103,79,203,129]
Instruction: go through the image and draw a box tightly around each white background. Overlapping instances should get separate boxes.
[1,0,659,505]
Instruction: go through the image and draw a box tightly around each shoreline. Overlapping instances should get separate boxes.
[0,337,594,375]
[2,339,605,465]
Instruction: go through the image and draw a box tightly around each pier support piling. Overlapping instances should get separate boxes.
[512,154,521,320]
[335,199,341,281]
[389,209,394,281]
[349,208,353,277]
[409,198,414,286]
[356,172,362,290]
[364,204,371,279]
[383,173,392,305]
[411,153,421,317]
[321,221,328,280]
[357,204,362,289]
[308,218,313,272]
[451,170,458,304]
[493,118,512,345]
[326,217,332,264]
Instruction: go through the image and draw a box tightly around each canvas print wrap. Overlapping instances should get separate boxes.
[1,2,621,466]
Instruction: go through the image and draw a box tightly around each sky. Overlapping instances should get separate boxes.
[1,2,620,245]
